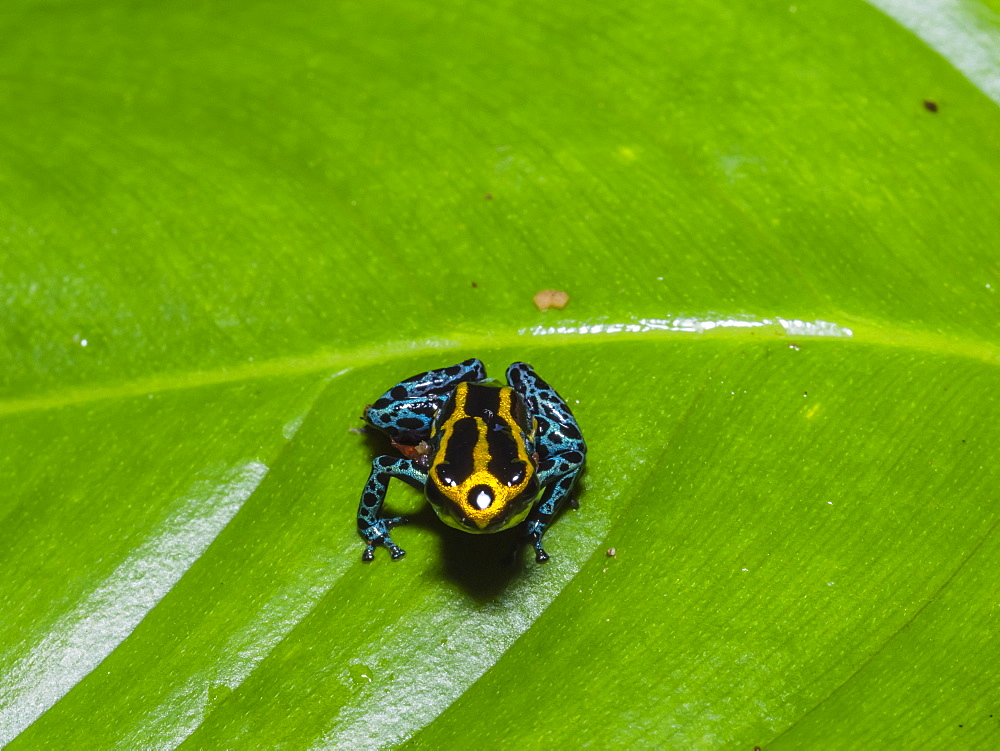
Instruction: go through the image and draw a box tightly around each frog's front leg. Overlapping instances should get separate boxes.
[358,456,428,562]
[507,362,587,562]
[363,358,487,441]
[526,451,586,561]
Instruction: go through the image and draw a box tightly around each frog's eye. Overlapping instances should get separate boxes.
[503,461,528,488]
[435,465,459,488]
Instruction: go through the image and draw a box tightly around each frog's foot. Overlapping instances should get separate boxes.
[360,516,409,562]
[526,525,550,563]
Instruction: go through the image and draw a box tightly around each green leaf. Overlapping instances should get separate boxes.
[2,0,998,748]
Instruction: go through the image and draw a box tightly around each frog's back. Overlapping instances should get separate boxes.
[434,382,529,434]
[456,381,502,420]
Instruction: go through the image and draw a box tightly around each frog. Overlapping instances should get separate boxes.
[357,358,586,563]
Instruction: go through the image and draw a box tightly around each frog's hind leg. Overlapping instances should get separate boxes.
[358,456,428,561]
[506,362,587,460]
[506,362,587,562]
[363,358,487,440]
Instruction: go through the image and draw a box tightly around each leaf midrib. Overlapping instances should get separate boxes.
[3,317,997,417]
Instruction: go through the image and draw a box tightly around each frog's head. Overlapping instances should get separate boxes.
[426,383,540,533]
[426,451,540,533]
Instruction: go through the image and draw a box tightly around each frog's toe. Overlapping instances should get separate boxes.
[361,536,407,562]
[527,530,550,563]
[360,517,410,562]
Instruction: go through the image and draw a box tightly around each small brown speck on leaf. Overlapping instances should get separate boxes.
[533,289,570,311]
[471,281,478,288]
[923,99,938,113]
[485,193,493,199]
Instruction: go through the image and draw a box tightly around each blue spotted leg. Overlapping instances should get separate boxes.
[358,456,428,561]
[358,358,486,561]
[506,362,587,562]
[363,358,487,441]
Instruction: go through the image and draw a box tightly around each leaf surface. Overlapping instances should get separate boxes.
[1,0,998,748]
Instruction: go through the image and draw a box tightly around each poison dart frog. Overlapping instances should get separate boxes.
[357,358,586,563]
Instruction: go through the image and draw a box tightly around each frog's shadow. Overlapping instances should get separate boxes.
[400,505,528,602]
[403,495,583,602]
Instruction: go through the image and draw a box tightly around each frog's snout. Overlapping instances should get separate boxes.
[449,509,498,533]
[453,512,485,531]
